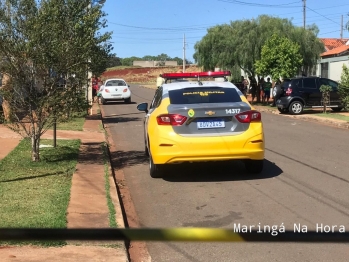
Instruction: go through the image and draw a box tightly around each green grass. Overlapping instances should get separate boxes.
[53,112,86,131]
[101,143,117,228]
[315,112,349,122]
[0,138,80,246]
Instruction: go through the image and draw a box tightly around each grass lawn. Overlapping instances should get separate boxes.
[0,138,80,246]
[53,112,86,131]
[315,112,349,122]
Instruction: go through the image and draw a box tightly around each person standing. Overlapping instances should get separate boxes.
[156,74,164,89]
[259,77,264,103]
[249,76,257,104]
[241,76,249,97]
[92,75,99,103]
[263,77,272,104]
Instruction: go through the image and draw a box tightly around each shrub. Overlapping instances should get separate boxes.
[339,64,349,109]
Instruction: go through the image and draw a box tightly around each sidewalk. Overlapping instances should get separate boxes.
[0,103,129,262]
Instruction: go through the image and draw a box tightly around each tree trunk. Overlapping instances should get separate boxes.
[2,99,12,121]
[31,135,40,162]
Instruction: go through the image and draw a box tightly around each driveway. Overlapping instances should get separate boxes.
[103,84,349,262]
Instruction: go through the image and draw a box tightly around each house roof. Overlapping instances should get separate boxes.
[319,38,349,51]
[319,38,349,57]
[321,44,349,57]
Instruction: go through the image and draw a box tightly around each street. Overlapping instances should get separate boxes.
[102,84,349,262]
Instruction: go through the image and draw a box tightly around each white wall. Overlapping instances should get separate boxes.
[329,60,349,82]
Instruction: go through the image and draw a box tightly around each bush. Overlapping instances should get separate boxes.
[339,64,349,109]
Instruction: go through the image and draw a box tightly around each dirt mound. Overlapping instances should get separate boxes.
[101,65,201,84]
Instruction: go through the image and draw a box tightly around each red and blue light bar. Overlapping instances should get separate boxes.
[161,71,231,79]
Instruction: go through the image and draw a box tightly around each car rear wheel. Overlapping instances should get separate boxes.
[289,101,303,115]
[101,97,107,105]
[244,159,264,174]
[144,142,149,156]
[149,152,164,178]
[277,108,288,114]
[124,97,131,104]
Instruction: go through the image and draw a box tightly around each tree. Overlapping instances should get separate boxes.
[193,15,323,78]
[106,53,122,68]
[319,85,332,113]
[0,0,112,161]
[339,64,349,110]
[255,34,303,80]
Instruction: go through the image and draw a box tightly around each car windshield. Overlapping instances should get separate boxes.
[106,80,126,86]
[168,87,242,104]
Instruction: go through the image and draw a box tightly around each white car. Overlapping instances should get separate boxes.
[99,78,131,104]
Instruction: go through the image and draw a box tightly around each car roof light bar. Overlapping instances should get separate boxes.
[161,71,231,79]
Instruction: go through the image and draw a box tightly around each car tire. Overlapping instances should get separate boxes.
[101,97,107,105]
[244,159,264,174]
[277,108,288,114]
[331,107,343,112]
[288,101,303,115]
[124,97,131,104]
[149,152,164,178]
[145,142,149,156]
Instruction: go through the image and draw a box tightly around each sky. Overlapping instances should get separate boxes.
[99,0,349,62]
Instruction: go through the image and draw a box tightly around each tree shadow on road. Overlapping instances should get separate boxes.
[102,116,142,124]
[110,150,148,169]
[102,101,137,105]
[162,159,282,182]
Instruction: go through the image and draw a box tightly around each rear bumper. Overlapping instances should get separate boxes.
[102,90,131,100]
[276,97,290,109]
[150,127,265,164]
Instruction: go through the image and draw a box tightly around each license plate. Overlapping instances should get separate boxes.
[111,94,121,97]
[197,119,225,129]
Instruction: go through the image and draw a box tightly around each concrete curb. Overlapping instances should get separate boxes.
[253,106,349,130]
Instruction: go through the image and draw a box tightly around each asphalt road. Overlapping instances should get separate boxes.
[103,84,349,262]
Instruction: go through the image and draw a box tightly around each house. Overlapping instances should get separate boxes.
[316,38,349,82]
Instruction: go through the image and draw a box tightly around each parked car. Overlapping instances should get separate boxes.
[275,76,344,115]
[99,78,131,104]
[136,71,265,178]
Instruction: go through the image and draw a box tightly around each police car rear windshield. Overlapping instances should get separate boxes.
[168,87,242,104]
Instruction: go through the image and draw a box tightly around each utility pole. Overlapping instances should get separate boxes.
[183,34,186,72]
[303,0,306,29]
[340,15,343,39]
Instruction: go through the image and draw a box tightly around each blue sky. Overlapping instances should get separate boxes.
[99,0,349,62]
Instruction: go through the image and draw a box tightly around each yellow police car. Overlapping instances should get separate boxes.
[137,71,265,178]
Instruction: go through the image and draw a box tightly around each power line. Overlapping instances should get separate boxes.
[217,0,301,8]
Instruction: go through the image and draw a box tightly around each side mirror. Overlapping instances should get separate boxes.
[137,102,148,113]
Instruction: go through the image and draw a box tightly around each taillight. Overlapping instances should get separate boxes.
[105,88,110,93]
[286,87,292,96]
[123,88,128,92]
[157,114,187,126]
[235,110,261,123]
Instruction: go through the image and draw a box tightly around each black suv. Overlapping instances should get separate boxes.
[274,77,344,115]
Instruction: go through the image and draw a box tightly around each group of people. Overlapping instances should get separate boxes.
[240,75,279,106]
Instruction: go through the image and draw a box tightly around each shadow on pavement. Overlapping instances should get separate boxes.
[102,116,142,124]
[110,150,148,169]
[102,101,137,105]
[162,159,282,182]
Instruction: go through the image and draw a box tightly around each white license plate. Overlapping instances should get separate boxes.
[197,120,225,129]
[111,94,121,97]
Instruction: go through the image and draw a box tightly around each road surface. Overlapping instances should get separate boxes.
[103,84,349,262]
